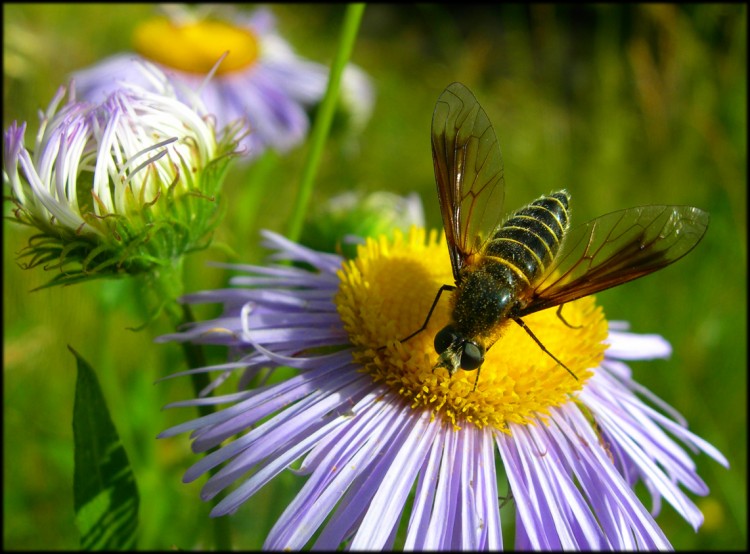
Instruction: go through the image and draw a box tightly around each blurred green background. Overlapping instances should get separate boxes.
[3,3,746,550]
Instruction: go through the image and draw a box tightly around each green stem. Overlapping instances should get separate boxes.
[177,303,232,551]
[147,264,232,551]
[285,3,367,243]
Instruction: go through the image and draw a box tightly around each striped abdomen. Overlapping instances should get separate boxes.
[482,190,570,284]
[451,190,570,340]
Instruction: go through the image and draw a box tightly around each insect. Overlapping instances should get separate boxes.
[405,82,709,391]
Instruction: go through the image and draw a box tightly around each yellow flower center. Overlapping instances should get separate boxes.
[133,17,259,75]
[335,227,609,430]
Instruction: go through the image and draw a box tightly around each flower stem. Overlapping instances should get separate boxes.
[177,303,232,551]
[146,264,232,550]
[285,3,366,243]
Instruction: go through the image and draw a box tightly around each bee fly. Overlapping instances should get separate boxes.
[402,82,709,391]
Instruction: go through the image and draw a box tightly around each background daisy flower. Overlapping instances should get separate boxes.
[70,5,358,159]
[158,228,728,550]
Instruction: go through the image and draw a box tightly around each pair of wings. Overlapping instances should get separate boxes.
[431,82,709,317]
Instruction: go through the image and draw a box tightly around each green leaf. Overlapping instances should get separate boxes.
[70,346,139,550]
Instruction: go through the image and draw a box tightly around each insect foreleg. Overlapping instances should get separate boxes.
[471,365,481,392]
[400,283,456,343]
[512,317,578,380]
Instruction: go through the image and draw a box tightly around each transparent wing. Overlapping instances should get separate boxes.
[517,205,709,316]
[432,82,505,281]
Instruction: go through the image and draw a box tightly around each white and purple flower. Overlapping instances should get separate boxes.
[158,228,727,550]
[3,62,240,285]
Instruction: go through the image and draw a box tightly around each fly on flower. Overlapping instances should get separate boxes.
[407,82,710,391]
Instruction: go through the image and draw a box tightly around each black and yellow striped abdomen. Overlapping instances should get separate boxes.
[451,190,570,341]
[482,190,570,284]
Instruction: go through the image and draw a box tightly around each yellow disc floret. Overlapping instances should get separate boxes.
[134,17,259,75]
[335,227,609,430]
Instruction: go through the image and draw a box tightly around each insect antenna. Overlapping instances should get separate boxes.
[512,317,578,380]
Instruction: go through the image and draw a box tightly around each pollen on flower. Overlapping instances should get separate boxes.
[335,227,609,430]
[133,17,259,75]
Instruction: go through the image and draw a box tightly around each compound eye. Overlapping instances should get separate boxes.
[460,342,484,371]
[434,325,458,354]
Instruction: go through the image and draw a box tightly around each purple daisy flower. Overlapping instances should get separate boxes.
[157,228,727,550]
[70,5,332,159]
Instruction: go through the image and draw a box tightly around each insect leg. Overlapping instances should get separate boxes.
[499,490,514,510]
[400,283,456,343]
[512,317,578,380]
[556,304,582,329]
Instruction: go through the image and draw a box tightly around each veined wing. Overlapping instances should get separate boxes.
[432,82,506,281]
[517,205,709,316]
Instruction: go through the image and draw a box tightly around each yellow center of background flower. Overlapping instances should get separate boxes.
[335,227,609,430]
[133,17,259,75]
